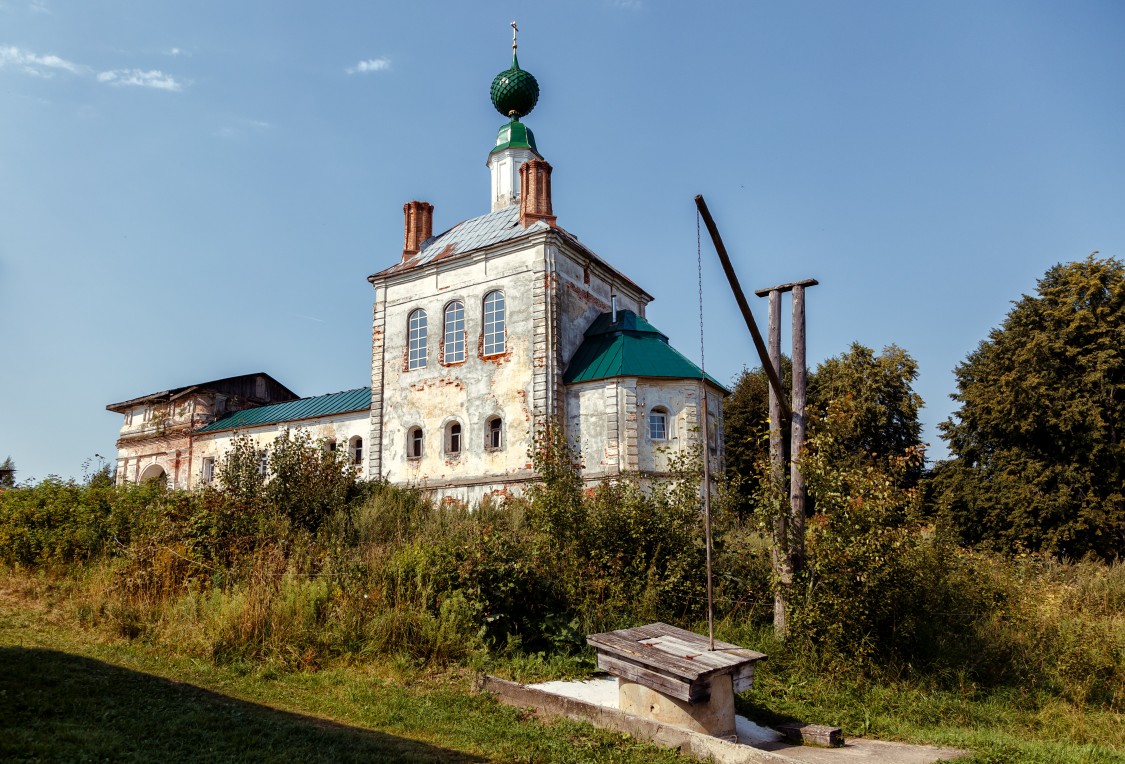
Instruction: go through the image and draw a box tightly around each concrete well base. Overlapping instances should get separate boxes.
[618,674,736,738]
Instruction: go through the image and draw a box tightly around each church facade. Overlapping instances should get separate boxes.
[107,37,724,502]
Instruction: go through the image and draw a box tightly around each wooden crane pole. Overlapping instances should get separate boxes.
[694,195,792,423]
[695,194,819,640]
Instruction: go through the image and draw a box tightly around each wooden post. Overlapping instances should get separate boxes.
[767,290,789,638]
[694,195,791,422]
[790,284,809,575]
[755,279,817,639]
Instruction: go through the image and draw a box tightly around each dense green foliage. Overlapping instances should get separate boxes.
[0,456,15,488]
[933,255,1125,561]
[724,343,924,509]
[809,343,924,484]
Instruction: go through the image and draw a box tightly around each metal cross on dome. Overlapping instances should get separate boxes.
[511,21,518,51]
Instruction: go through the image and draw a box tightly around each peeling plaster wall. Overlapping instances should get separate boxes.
[552,243,649,374]
[367,229,715,504]
[113,392,215,489]
[566,377,726,481]
[371,241,547,502]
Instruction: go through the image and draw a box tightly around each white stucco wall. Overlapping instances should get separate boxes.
[190,410,370,487]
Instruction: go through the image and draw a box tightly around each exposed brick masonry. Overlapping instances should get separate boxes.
[402,200,434,259]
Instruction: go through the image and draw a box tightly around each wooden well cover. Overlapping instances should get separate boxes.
[586,622,766,704]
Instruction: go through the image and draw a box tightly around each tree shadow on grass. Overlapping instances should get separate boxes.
[0,647,486,763]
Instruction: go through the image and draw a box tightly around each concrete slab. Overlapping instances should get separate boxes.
[481,675,965,764]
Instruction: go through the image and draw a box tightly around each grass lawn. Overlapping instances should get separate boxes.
[0,581,680,764]
[2,572,1123,763]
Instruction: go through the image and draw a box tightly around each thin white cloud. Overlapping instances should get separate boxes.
[610,0,643,9]
[1,44,185,92]
[97,68,183,91]
[213,118,271,139]
[347,57,390,75]
[0,45,82,76]
[28,0,53,15]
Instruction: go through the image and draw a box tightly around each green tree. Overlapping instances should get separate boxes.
[722,359,790,512]
[0,456,15,488]
[933,254,1125,561]
[808,343,925,486]
[723,343,924,510]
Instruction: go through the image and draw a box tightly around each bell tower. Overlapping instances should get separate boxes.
[487,22,543,212]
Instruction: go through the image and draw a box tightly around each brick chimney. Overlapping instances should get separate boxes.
[519,159,556,228]
[402,200,434,260]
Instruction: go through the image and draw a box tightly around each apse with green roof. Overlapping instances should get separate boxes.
[565,310,726,389]
[488,22,544,212]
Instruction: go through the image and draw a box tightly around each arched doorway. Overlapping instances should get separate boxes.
[138,463,167,486]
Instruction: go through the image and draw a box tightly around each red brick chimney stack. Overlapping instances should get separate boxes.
[519,160,556,228]
[402,200,434,260]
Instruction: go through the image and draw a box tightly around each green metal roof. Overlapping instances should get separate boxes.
[563,311,726,390]
[490,118,539,155]
[194,387,370,434]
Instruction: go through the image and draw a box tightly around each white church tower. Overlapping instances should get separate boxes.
[487,23,543,212]
[366,25,724,505]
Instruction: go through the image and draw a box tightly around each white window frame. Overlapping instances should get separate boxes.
[408,309,428,369]
[445,421,462,456]
[407,427,423,459]
[648,408,669,441]
[202,457,216,485]
[349,436,364,465]
[485,416,503,451]
[482,291,506,356]
[443,300,466,364]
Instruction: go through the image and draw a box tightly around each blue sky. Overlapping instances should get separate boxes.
[2,1,1122,482]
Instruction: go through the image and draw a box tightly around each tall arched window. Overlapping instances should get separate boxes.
[482,291,506,356]
[407,309,427,369]
[349,436,363,465]
[445,421,462,455]
[443,300,465,363]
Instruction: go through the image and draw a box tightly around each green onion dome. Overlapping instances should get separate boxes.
[490,53,539,119]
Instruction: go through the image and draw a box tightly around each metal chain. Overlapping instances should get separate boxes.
[697,211,706,376]
[696,206,715,651]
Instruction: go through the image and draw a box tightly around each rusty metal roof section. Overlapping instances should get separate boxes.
[368,206,652,299]
[106,373,299,413]
[371,206,549,278]
[194,387,370,434]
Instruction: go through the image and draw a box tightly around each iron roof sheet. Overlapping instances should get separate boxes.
[564,311,726,390]
[371,206,551,278]
[194,387,370,434]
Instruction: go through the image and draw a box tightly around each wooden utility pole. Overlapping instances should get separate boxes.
[756,279,816,638]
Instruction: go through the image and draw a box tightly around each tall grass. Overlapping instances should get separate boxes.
[1,445,1123,738]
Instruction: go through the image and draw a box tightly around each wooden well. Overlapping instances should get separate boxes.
[587,622,766,739]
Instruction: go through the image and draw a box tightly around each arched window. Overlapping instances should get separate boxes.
[324,439,337,452]
[485,416,503,450]
[407,427,423,459]
[445,421,462,455]
[482,291,506,356]
[443,300,465,363]
[349,436,363,465]
[408,309,428,369]
[648,407,669,441]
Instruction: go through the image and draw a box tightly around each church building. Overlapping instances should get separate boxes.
[107,31,725,503]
